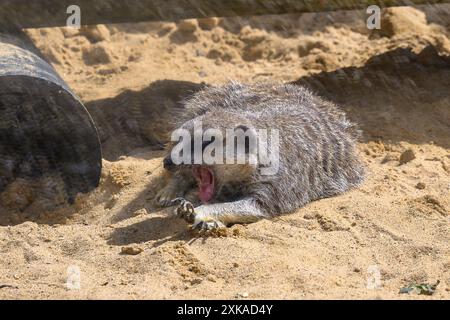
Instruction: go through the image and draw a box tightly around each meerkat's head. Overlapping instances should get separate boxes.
[163,110,259,203]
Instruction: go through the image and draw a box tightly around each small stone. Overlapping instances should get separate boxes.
[415,182,426,190]
[120,246,143,255]
[399,149,416,165]
[236,292,249,298]
[80,25,111,43]
[198,17,218,30]
[82,44,112,65]
[206,48,222,59]
[177,19,198,33]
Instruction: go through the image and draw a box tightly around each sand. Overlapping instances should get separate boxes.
[0,5,449,299]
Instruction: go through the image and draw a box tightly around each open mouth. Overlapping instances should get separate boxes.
[192,166,215,203]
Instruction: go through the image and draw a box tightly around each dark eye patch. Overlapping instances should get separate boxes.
[187,136,218,164]
[202,136,216,150]
[190,136,216,154]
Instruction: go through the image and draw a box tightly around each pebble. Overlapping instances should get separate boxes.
[120,246,143,255]
[399,149,416,165]
[235,292,249,298]
[177,19,198,33]
[198,17,219,30]
[82,44,112,65]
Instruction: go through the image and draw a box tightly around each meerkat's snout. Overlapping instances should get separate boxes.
[163,155,175,170]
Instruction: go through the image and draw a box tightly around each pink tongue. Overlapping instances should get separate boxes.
[198,168,214,203]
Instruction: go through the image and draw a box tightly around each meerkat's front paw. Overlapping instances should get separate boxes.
[171,199,226,233]
[171,197,196,223]
[192,217,226,234]
[156,187,182,207]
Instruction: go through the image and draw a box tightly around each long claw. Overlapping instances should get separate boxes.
[173,198,196,224]
[170,197,185,206]
[191,219,225,234]
[171,198,226,233]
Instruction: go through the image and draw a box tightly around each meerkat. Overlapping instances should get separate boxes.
[156,81,364,231]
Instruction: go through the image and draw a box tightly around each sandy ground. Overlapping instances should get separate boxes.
[0,6,449,299]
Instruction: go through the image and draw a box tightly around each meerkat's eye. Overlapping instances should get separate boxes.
[202,136,216,151]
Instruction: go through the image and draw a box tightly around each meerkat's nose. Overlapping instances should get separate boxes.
[163,156,174,170]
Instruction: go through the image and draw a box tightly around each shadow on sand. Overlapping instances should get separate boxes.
[293,44,450,149]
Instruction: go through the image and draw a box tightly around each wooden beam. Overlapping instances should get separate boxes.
[0,33,102,211]
[0,0,449,29]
